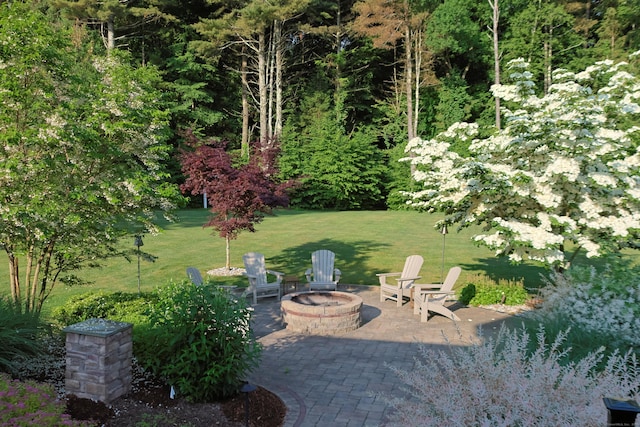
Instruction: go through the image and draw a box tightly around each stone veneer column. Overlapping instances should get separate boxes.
[63,318,133,403]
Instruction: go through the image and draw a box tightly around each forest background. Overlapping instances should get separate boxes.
[18,0,640,210]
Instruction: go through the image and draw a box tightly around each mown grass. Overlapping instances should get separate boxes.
[1,208,633,315]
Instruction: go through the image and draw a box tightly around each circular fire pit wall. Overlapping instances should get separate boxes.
[281,291,363,334]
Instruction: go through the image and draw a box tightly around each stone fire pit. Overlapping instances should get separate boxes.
[281,291,363,334]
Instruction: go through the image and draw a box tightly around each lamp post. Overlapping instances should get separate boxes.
[440,225,448,283]
[134,235,144,294]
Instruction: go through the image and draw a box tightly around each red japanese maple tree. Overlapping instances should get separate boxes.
[180,131,291,269]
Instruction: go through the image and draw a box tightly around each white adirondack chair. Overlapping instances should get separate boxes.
[242,252,283,304]
[413,266,462,322]
[378,255,423,307]
[305,250,341,291]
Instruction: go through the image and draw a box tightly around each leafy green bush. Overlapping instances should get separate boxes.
[0,373,91,426]
[458,283,476,305]
[458,275,530,306]
[0,299,44,374]
[140,281,261,402]
[50,291,156,365]
[51,291,153,328]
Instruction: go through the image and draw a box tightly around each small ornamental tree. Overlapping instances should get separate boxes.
[180,131,291,268]
[0,4,183,313]
[401,55,640,269]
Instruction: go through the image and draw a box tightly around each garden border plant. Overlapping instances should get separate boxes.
[49,282,263,402]
[383,324,640,426]
[457,274,531,306]
[140,280,261,401]
[0,373,91,427]
[531,259,640,351]
[0,298,44,374]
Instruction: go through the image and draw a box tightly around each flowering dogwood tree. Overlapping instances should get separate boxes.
[402,54,640,269]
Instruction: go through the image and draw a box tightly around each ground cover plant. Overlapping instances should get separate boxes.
[0,373,91,427]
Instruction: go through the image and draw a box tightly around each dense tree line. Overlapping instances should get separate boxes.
[22,0,640,209]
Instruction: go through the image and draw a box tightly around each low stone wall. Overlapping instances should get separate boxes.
[64,318,133,404]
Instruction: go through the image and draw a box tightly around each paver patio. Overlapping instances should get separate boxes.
[248,285,525,427]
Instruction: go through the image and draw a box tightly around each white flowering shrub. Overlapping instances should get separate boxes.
[384,326,639,426]
[402,54,640,269]
[535,263,640,348]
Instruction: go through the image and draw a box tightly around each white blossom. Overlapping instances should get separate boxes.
[402,55,640,267]
[545,156,580,181]
[589,172,617,187]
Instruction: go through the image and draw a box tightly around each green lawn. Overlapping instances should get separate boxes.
[3,208,630,314]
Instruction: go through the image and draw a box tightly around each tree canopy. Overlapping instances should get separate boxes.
[0,2,183,312]
[401,54,640,269]
[179,131,291,268]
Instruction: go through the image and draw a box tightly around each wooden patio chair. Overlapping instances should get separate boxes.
[378,255,423,307]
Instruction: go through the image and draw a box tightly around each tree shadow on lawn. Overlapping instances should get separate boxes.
[461,248,636,292]
[460,256,548,291]
[270,238,386,285]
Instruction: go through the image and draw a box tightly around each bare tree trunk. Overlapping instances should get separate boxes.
[258,32,268,144]
[405,26,414,142]
[107,16,115,50]
[25,245,35,312]
[544,30,552,93]
[404,19,416,176]
[241,49,250,159]
[225,236,231,270]
[35,240,56,313]
[267,25,275,140]
[413,29,421,135]
[274,20,283,140]
[7,248,19,306]
[490,0,501,129]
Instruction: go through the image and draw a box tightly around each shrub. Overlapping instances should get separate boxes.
[535,262,640,348]
[0,298,44,374]
[141,281,261,402]
[383,325,640,426]
[50,291,154,328]
[458,275,530,306]
[519,311,632,368]
[0,373,91,426]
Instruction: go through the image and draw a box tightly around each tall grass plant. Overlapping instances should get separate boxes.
[0,299,44,374]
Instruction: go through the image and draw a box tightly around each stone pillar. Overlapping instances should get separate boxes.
[63,318,133,403]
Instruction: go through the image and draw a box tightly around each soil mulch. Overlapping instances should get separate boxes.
[65,378,286,427]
